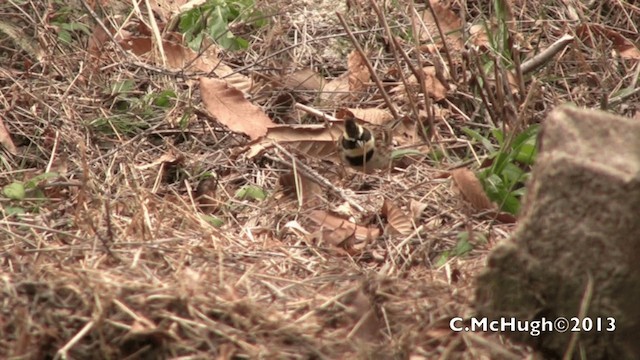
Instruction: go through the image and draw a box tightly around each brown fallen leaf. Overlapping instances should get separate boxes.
[450,168,495,211]
[320,71,350,103]
[195,177,219,214]
[417,1,464,53]
[346,108,394,126]
[307,210,379,251]
[342,288,382,342]
[0,115,17,155]
[200,78,275,140]
[576,23,640,60]
[347,50,371,93]
[279,171,322,208]
[382,199,414,236]
[243,123,343,163]
[390,66,447,101]
[118,34,252,92]
[409,200,429,222]
[282,67,325,91]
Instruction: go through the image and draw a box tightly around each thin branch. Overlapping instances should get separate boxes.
[335,12,400,120]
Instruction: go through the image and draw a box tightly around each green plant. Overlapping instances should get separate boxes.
[464,124,539,215]
[178,0,265,51]
[50,3,91,44]
[435,231,486,266]
[235,185,267,201]
[2,172,59,216]
[88,82,178,135]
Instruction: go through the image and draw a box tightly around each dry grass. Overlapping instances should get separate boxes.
[1,0,639,359]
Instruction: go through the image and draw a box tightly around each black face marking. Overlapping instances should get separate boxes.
[345,149,375,166]
[344,119,362,139]
[341,137,360,150]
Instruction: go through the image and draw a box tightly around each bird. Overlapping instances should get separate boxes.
[338,116,393,173]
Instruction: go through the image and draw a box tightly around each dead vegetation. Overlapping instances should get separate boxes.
[0,0,638,359]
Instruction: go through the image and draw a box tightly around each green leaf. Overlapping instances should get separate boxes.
[59,22,91,35]
[491,128,504,146]
[453,232,473,256]
[511,126,539,165]
[25,172,59,189]
[3,183,25,200]
[4,206,25,216]
[111,80,136,95]
[391,148,423,159]
[179,112,191,129]
[496,192,521,215]
[514,142,537,165]
[435,251,450,267]
[462,127,495,152]
[152,90,176,107]
[201,214,224,227]
[57,29,72,44]
[501,162,524,185]
[235,185,267,201]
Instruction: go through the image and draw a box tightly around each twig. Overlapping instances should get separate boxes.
[425,1,457,82]
[335,12,400,120]
[293,103,338,122]
[469,48,499,125]
[521,34,574,75]
[562,274,594,360]
[54,320,95,360]
[368,0,421,123]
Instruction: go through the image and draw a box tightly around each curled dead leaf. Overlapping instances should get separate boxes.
[417,1,464,53]
[346,108,394,126]
[450,168,495,211]
[347,51,371,93]
[390,66,447,101]
[382,200,414,236]
[195,177,219,214]
[409,200,429,222]
[0,116,17,155]
[279,171,322,208]
[576,24,640,60]
[306,210,379,252]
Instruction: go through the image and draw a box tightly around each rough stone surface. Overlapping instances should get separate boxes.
[475,105,640,359]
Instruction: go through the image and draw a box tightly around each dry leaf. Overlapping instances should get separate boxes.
[347,51,370,93]
[382,200,414,235]
[576,24,640,60]
[391,66,447,101]
[320,71,350,103]
[307,210,379,248]
[0,19,45,61]
[118,35,252,92]
[347,108,394,126]
[279,171,322,207]
[200,78,275,140]
[243,124,343,161]
[282,68,325,91]
[135,151,179,170]
[342,288,382,342]
[0,116,17,155]
[409,200,429,222]
[195,177,219,214]
[451,168,495,211]
[417,1,464,53]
